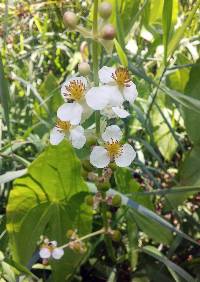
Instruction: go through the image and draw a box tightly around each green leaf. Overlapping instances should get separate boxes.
[0,53,10,134]
[167,0,200,58]
[179,146,200,186]
[126,213,138,271]
[114,39,128,67]
[162,0,173,65]
[183,59,200,145]
[7,141,92,281]
[142,246,195,282]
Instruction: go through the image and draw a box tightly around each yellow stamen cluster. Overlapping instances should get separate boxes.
[56,119,71,133]
[64,80,85,101]
[112,67,131,87]
[105,141,122,158]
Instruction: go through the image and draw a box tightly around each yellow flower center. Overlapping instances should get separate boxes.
[105,141,122,158]
[64,80,85,101]
[112,67,131,87]
[56,119,71,133]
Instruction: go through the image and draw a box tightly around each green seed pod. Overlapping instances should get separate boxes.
[78,62,90,76]
[101,24,116,40]
[85,195,94,206]
[99,2,112,19]
[87,135,97,146]
[109,162,117,171]
[63,11,78,29]
[112,194,122,207]
[111,230,121,242]
[97,181,110,192]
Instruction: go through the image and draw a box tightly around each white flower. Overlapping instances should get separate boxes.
[90,125,136,168]
[58,76,92,124]
[39,239,64,260]
[50,119,86,149]
[85,66,138,119]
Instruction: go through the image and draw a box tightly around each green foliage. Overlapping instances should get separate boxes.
[7,141,92,281]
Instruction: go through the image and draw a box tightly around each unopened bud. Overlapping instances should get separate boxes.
[106,211,112,220]
[85,195,94,206]
[66,229,75,238]
[112,194,122,207]
[63,11,78,29]
[101,24,116,40]
[99,2,112,19]
[111,230,121,242]
[78,62,90,76]
[97,181,110,192]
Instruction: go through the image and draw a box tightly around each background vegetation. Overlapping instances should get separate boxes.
[0,0,200,281]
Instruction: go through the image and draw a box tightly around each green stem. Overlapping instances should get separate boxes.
[92,0,100,137]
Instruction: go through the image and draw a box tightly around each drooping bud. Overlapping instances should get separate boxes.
[85,195,94,206]
[63,11,78,29]
[101,24,116,40]
[111,230,121,242]
[111,194,122,207]
[78,62,91,76]
[99,2,112,19]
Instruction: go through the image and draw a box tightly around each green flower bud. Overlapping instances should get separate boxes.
[87,135,97,146]
[112,194,122,207]
[82,160,93,172]
[111,230,121,242]
[97,181,110,191]
[63,11,78,29]
[78,62,90,76]
[99,2,112,19]
[106,211,112,219]
[85,195,94,206]
[101,24,116,40]
[66,229,75,238]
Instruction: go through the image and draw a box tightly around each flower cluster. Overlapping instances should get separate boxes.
[50,66,138,169]
[39,239,64,263]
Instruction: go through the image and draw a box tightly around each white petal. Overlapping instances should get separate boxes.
[123,82,138,103]
[39,247,51,259]
[102,125,122,142]
[112,106,130,118]
[90,146,110,168]
[106,85,124,106]
[85,86,109,110]
[115,144,136,167]
[61,76,87,100]
[50,128,65,145]
[57,103,83,125]
[98,66,116,84]
[50,241,57,247]
[70,126,86,149]
[52,248,64,260]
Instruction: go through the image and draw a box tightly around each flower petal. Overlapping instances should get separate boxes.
[98,66,116,84]
[115,143,136,167]
[57,102,83,125]
[86,86,109,110]
[112,106,130,118]
[123,82,138,103]
[70,125,86,149]
[39,247,51,259]
[61,76,87,100]
[52,248,64,260]
[50,128,65,145]
[90,146,110,168]
[102,125,122,142]
[106,85,124,106]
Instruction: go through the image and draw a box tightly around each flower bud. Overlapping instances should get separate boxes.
[78,62,90,76]
[99,2,112,19]
[112,194,122,207]
[85,195,94,206]
[63,11,78,29]
[101,24,116,40]
[66,229,75,238]
[87,135,97,146]
[111,230,121,242]
[106,211,112,220]
[97,181,110,192]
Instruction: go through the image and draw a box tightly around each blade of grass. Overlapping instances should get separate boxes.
[162,0,173,65]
